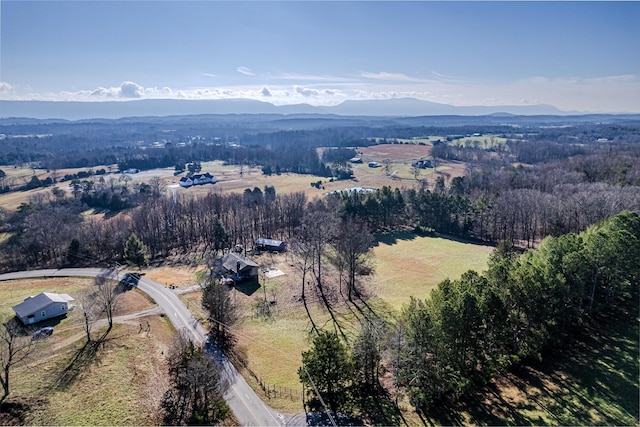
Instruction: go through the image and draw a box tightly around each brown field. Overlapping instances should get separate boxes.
[143,264,206,289]
[0,144,469,211]
[357,143,432,162]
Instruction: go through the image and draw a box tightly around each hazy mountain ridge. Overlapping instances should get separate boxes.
[1,97,576,120]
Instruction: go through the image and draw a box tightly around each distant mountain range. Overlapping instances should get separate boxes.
[0,97,575,120]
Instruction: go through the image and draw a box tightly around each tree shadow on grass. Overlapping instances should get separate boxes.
[424,300,639,426]
[374,230,417,246]
[0,397,48,425]
[357,388,409,427]
[48,332,120,392]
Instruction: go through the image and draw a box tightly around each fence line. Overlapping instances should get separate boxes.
[257,378,302,401]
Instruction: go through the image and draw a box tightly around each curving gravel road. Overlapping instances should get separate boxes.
[0,268,288,426]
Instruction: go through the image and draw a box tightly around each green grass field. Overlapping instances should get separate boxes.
[373,231,494,311]
[233,232,495,412]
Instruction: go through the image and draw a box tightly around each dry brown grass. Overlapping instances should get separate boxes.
[143,264,206,289]
[0,277,175,425]
[1,145,469,210]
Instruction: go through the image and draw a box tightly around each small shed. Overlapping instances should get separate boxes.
[222,252,259,281]
[12,292,75,325]
[255,238,286,252]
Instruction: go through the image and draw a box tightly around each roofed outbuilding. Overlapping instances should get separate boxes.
[255,238,286,252]
[12,292,74,325]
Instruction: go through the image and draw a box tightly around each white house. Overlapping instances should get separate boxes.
[179,176,194,188]
[12,292,75,325]
[180,173,216,188]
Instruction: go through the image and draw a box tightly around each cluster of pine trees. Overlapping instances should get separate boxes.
[392,210,639,411]
[299,211,639,420]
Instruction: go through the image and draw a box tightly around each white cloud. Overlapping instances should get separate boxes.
[2,74,638,113]
[236,66,255,76]
[295,86,319,97]
[120,81,144,98]
[272,72,355,83]
[0,81,14,93]
[360,71,425,83]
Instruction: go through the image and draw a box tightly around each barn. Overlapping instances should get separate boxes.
[12,292,75,325]
[255,238,286,252]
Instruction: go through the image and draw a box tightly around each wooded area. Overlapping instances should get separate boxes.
[0,113,638,423]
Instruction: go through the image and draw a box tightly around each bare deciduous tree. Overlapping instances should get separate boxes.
[331,218,374,302]
[0,318,38,404]
[93,269,122,341]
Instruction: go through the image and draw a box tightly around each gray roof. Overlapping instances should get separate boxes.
[255,238,284,247]
[222,252,258,273]
[12,292,74,318]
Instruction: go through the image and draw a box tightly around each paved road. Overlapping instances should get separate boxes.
[0,268,286,426]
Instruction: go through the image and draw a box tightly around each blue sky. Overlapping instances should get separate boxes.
[1,1,639,112]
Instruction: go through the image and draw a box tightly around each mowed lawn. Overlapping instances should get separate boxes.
[372,231,494,311]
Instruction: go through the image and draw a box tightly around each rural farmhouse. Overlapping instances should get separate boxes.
[12,292,75,325]
[179,172,217,188]
[221,252,259,282]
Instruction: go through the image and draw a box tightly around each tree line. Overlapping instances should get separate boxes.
[298,211,640,420]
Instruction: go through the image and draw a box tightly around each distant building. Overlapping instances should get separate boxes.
[412,159,432,169]
[255,238,286,252]
[327,187,377,196]
[179,176,193,187]
[179,172,216,188]
[13,292,75,325]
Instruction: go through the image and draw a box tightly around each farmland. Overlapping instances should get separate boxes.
[1,115,638,425]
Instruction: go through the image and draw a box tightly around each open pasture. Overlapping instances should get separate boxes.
[231,232,494,411]
[0,142,469,210]
[356,143,432,163]
[372,231,494,311]
[452,134,508,149]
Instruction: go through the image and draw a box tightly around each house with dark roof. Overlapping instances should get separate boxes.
[412,159,432,169]
[222,252,259,282]
[12,292,75,325]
